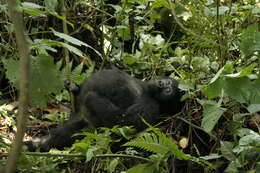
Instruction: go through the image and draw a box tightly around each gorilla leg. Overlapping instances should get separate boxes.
[25,119,86,151]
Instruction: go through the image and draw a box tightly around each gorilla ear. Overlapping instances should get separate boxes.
[70,84,80,95]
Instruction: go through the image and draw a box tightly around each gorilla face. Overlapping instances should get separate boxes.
[153,77,179,102]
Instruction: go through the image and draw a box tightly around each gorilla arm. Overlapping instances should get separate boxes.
[83,91,124,128]
[123,97,160,130]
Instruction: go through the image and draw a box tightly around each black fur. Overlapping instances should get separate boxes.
[25,68,183,151]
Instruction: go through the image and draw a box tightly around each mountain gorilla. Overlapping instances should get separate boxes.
[25,68,183,151]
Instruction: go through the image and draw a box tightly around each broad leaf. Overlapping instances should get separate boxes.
[220,141,236,161]
[201,102,226,133]
[2,58,20,88]
[127,163,156,173]
[225,64,255,78]
[202,78,224,99]
[247,104,260,113]
[3,55,63,107]
[224,77,260,104]
[202,62,233,98]
[240,24,260,56]
[52,30,102,58]
[44,0,58,12]
[22,2,45,17]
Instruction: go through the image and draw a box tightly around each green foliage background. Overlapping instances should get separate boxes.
[0,0,260,172]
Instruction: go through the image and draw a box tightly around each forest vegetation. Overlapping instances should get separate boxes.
[0,0,260,172]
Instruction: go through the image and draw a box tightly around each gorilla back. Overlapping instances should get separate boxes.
[25,68,183,151]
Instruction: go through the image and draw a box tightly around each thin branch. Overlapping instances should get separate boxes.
[60,0,76,113]
[176,116,217,139]
[0,152,149,162]
[5,0,31,173]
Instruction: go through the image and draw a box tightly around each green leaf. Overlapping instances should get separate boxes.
[123,56,137,65]
[53,30,86,46]
[3,55,63,107]
[218,6,229,15]
[2,58,20,88]
[22,2,43,9]
[127,163,156,173]
[151,0,169,8]
[199,154,222,160]
[239,133,260,146]
[225,64,256,78]
[220,141,236,161]
[31,39,58,54]
[86,148,96,162]
[151,35,165,46]
[201,102,226,133]
[31,39,93,61]
[108,159,119,173]
[124,132,170,155]
[224,77,255,104]
[203,66,260,104]
[202,63,234,99]
[44,0,58,12]
[60,42,84,57]
[251,78,260,104]
[202,78,224,99]
[72,142,89,151]
[47,10,74,27]
[22,2,45,17]
[225,161,239,173]
[43,114,58,121]
[209,62,233,84]
[247,104,260,113]
[233,130,260,153]
[52,30,102,58]
[240,24,260,56]
[113,126,136,140]
[117,25,131,41]
[124,123,195,162]
[236,128,257,137]
[29,55,64,107]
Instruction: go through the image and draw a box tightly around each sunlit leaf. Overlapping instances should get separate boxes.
[247,104,260,113]
[108,159,119,172]
[199,154,222,160]
[52,30,102,58]
[225,64,256,78]
[22,2,45,17]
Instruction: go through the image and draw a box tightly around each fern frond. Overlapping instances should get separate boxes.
[124,132,170,154]
[125,122,213,167]
[124,129,191,161]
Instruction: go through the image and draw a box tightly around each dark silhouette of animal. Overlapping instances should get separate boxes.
[25,68,183,151]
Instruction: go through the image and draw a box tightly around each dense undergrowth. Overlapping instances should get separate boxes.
[0,0,260,172]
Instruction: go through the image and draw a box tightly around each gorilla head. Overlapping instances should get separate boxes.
[149,77,179,102]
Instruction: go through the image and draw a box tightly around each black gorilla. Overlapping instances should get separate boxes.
[26,68,183,151]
